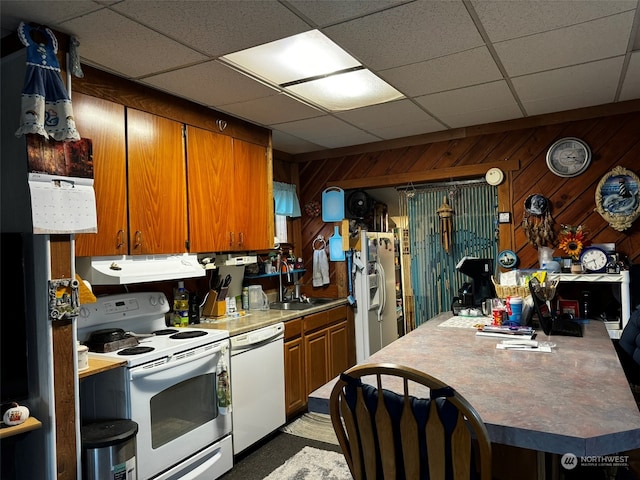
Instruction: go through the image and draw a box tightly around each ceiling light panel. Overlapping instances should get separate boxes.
[222,30,360,85]
[286,69,404,111]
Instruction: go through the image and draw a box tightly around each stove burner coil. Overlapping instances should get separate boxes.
[153,329,179,336]
[118,346,155,355]
[170,331,207,339]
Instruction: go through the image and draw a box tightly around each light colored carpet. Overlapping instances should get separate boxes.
[263,446,351,480]
[280,412,339,445]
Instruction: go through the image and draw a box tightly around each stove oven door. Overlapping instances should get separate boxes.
[128,339,232,480]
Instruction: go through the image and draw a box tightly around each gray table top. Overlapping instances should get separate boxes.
[308,313,640,456]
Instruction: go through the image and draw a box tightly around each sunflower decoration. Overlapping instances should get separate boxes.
[557,225,589,260]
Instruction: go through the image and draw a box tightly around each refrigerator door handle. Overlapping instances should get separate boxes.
[377,261,386,318]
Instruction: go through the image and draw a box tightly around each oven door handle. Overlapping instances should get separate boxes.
[129,343,225,380]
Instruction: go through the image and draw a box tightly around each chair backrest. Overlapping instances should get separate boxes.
[329,363,492,480]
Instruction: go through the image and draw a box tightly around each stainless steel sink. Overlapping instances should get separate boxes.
[269,298,339,311]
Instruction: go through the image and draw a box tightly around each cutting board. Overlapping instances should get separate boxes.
[322,187,344,222]
[329,226,345,261]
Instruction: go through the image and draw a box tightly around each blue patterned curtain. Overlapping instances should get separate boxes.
[408,181,498,325]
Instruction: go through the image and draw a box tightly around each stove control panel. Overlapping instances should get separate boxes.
[78,292,169,329]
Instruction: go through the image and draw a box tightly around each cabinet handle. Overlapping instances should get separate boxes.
[134,230,143,249]
[216,119,228,132]
[229,232,234,248]
[238,232,244,247]
[116,229,126,249]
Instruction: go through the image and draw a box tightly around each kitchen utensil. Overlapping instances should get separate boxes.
[218,274,232,300]
[322,187,344,222]
[85,328,139,352]
[248,285,269,310]
[329,225,345,261]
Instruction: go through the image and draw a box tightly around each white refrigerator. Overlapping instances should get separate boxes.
[353,231,398,363]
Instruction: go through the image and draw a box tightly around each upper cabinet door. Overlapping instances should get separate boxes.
[127,109,187,255]
[73,93,128,257]
[233,139,272,251]
[186,126,234,252]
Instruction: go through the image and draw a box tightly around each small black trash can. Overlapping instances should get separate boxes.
[82,419,138,480]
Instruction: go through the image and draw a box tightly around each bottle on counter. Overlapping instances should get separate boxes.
[241,287,249,310]
[173,281,190,327]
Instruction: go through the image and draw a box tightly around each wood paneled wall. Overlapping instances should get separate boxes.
[291,106,640,296]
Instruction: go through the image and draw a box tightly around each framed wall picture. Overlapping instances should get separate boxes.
[498,212,511,224]
[594,166,640,232]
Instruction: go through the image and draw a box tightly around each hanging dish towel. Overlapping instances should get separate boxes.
[312,236,330,287]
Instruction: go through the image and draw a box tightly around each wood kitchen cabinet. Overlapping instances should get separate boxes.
[186,126,273,252]
[284,318,305,416]
[284,305,354,418]
[127,109,187,254]
[74,93,128,256]
[74,95,187,256]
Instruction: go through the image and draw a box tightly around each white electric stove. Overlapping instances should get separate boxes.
[78,292,233,480]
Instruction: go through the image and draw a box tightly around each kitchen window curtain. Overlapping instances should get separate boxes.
[407,180,498,325]
[273,182,301,217]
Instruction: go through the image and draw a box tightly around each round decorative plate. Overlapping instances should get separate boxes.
[497,249,518,269]
[524,194,549,216]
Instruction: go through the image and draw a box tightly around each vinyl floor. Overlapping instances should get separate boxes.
[220,430,343,480]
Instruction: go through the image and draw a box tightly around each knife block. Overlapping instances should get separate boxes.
[212,300,227,317]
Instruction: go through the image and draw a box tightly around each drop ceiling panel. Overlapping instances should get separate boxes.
[271,130,324,155]
[416,81,522,128]
[472,0,637,42]
[218,93,324,126]
[141,61,278,107]
[0,0,104,28]
[513,57,625,115]
[60,8,207,78]
[1,0,638,155]
[621,52,640,101]
[379,47,503,97]
[335,99,442,134]
[111,0,310,57]
[287,0,407,27]
[274,115,381,148]
[495,12,635,76]
[323,1,484,70]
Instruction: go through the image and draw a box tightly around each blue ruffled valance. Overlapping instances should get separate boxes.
[273,182,301,217]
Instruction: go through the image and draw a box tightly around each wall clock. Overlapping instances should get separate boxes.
[546,137,591,177]
[579,246,608,273]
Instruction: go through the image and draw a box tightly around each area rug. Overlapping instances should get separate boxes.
[262,446,351,480]
[280,412,339,445]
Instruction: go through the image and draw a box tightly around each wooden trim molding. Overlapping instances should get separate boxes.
[329,159,520,190]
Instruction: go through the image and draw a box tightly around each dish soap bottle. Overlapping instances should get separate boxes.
[173,281,189,327]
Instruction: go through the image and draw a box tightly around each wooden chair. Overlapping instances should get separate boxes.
[329,363,492,480]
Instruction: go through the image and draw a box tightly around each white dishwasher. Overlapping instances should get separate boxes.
[230,322,286,455]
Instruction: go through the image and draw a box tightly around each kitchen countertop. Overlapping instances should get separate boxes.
[308,312,640,456]
[197,299,349,336]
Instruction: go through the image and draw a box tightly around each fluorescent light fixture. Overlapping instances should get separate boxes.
[221,30,404,111]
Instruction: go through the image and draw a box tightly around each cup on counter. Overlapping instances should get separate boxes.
[492,307,506,326]
[506,296,523,325]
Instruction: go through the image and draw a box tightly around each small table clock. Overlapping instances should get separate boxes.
[579,246,608,273]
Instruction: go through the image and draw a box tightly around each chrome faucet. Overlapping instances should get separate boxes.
[278,257,291,303]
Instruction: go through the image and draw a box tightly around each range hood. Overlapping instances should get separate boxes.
[76,254,205,285]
